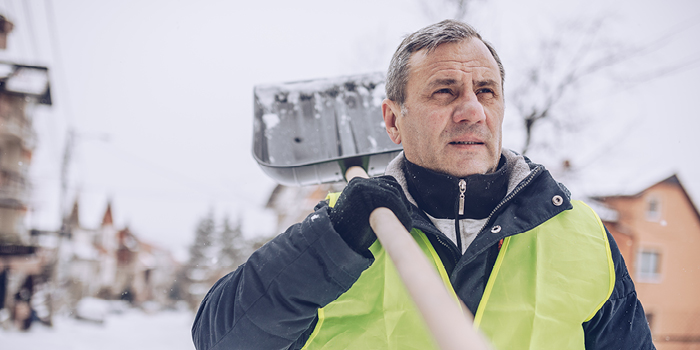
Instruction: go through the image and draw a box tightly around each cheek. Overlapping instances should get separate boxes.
[401,106,443,146]
[487,109,504,135]
[402,123,422,149]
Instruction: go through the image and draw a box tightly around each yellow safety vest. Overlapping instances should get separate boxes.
[303,198,614,349]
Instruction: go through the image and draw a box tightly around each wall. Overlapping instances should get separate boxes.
[604,181,700,348]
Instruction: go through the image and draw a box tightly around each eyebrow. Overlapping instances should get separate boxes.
[474,79,500,89]
[427,78,460,89]
[427,78,500,90]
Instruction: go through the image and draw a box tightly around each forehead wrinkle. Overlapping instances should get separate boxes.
[407,41,502,95]
[422,60,497,79]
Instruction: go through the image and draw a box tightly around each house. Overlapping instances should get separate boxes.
[57,200,178,308]
[113,226,178,305]
[595,174,700,348]
[265,182,346,235]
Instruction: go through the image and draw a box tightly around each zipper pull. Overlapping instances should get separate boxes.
[458,179,466,216]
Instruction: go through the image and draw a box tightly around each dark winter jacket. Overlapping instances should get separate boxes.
[192,150,655,350]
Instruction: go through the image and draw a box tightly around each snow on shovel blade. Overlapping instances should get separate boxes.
[253,72,402,186]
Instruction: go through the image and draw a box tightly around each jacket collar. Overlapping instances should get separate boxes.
[403,155,509,220]
[384,149,573,266]
[385,149,537,207]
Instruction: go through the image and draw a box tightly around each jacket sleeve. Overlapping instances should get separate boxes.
[191,203,373,350]
[582,229,656,349]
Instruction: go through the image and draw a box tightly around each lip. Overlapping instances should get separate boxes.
[449,140,484,145]
[448,137,485,146]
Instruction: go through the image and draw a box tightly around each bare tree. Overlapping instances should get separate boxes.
[509,18,630,155]
[419,0,486,21]
[417,2,700,164]
[510,17,700,158]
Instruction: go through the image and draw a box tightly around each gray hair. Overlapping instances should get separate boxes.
[386,20,505,105]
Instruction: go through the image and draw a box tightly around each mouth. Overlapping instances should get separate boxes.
[449,141,484,145]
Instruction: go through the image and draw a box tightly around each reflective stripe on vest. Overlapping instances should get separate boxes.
[305,196,613,349]
[473,200,615,349]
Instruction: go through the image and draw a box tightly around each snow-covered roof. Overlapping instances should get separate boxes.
[72,240,99,260]
[592,174,700,224]
[584,198,619,223]
[0,62,52,105]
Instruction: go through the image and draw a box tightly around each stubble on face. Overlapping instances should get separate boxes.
[389,38,504,178]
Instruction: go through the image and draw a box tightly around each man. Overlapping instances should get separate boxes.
[193,20,654,349]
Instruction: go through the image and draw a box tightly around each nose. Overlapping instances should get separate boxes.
[452,91,486,124]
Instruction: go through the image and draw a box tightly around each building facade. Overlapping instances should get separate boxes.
[596,175,700,349]
[59,201,179,307]
[0,59,52,330]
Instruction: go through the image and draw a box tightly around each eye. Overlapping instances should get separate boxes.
[476,88,494,95]
[434,88,453,95]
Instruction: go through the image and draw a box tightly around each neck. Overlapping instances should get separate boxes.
[403,155,509,220]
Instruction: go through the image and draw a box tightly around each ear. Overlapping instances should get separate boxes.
[382,99,402,145]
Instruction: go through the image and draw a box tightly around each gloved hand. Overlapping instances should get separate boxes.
[329,175,413,257]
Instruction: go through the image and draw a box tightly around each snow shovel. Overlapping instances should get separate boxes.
[253,73,491,350]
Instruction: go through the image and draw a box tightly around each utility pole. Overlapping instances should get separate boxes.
[59,128,74,235]
[39,128,75,326]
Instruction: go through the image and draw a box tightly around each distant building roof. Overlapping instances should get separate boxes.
[593,174,700,224]
[68,199,80,228]
[102,201,114,227]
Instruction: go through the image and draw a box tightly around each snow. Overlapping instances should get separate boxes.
[254,72,386,109]
[72,241,99,260]
[262,113,280,130]
[0,307,196,350]
[74,297,109,323]
[0,63,14,78]
[5,67,50,95]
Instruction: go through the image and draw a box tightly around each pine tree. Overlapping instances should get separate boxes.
[188,212,216,266]
[218,215,247,271]
[185,210,217,310]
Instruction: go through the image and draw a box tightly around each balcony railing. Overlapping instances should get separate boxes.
[0,114,35,148]
[0,167,28,202]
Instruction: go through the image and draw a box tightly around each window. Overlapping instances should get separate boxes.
[637,249,662,282]
[646,196,661,222]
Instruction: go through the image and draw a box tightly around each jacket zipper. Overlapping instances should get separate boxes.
[414,167,543,269]
[434,232,460,265]
[458,179,467,215]
[415,220,460,266]
[476,166,543,236]
[454,179,467,253]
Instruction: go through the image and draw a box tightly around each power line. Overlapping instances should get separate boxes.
[22,0,40,62]
[44,0,78,222]
[43,0,73,125]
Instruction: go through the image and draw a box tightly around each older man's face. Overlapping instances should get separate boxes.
[383,38,504,177]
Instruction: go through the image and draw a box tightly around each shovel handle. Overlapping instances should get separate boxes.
[345,166,491,350]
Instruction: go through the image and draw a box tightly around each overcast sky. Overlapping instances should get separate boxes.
[1,0,698,261]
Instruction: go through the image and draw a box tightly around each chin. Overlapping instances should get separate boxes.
[443,168,485,178]
[447,161,492,177]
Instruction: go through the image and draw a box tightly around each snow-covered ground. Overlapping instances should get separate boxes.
[0,308,196,350]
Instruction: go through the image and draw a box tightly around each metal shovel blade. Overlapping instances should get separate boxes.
[253,72,402,186]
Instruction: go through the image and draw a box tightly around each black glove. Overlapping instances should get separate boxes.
[329,175,413,257]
